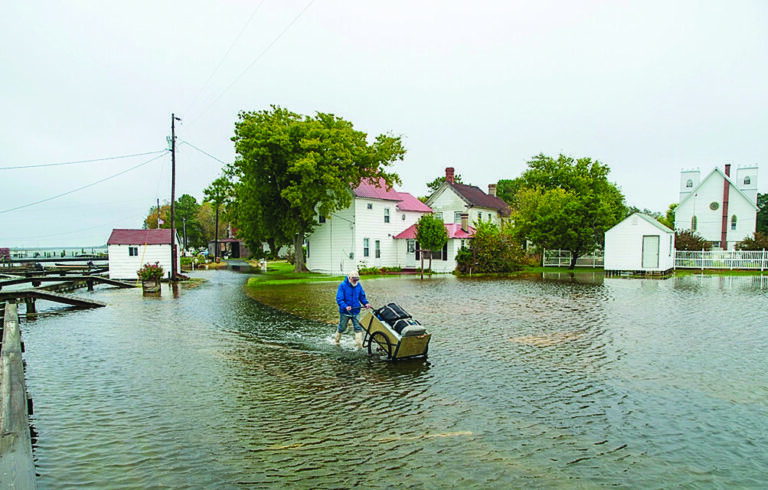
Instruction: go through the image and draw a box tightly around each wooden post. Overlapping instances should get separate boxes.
[24,297,35,315]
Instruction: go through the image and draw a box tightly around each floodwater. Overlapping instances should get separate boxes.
[20,269,768,488]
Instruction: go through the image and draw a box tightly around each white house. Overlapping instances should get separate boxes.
[604,213,675,274]
[394,220,475,273]
[107,229,181,280]
[305,179,433,274]
[425,167,511,227]
[674,164,758,250]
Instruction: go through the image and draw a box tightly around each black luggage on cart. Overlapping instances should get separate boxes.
[374,303,421,334]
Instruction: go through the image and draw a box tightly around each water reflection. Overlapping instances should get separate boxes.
[20,270,768,488]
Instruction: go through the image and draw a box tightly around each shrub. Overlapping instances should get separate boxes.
[736,232,768,251]
[455,221,525,273]
[675,229,711,251]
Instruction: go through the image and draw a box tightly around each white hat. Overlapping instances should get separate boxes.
[348,270,360,280]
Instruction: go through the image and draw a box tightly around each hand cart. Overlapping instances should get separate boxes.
[360,304,430,361]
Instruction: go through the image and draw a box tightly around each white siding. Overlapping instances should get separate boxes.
[108,244,178,280]
[675,169,758,250]
[605,214,674,272]
[306,197,427,273]
[428,186,502,227]
[306,205,356,274]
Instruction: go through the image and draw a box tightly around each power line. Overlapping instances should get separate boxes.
[184,0,267,115]
[0,150,167,170]
[188,0,319,124]
[179,140,229,166]
[0,152,168,214]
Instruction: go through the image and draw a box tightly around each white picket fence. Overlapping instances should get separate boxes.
[542,249,604,268]
[543,248,768,271]
[674,250,768,271]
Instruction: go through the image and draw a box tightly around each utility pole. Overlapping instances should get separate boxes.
[157,198,160,229]
[182,217,187,251]
[170,113,181,280]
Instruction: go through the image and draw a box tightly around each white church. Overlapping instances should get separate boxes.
[674,164,759,250]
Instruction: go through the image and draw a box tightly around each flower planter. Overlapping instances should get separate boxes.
[141,279,161,294]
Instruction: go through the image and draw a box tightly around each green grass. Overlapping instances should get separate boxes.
[245,261,344,288]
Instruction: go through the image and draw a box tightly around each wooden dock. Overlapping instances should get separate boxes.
[0,275,135,291]
[0,303,37,488]
[0,290,107,311]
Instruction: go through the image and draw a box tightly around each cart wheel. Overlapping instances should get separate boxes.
[368,331,392,359]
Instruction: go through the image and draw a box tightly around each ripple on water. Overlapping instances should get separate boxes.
[21,271,768,487]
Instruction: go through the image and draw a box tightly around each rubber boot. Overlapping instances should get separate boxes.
[354,332,363,348]
[334,331,342,345]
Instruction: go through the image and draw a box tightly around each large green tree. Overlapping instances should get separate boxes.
[229,106,404,272]
[415,213,448,277]
[511,154,627,269]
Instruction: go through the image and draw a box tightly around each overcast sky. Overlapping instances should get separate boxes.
[2,0,766,248]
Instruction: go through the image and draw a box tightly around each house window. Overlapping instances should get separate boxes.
[318,215,326,223]
[454,211,462,223]
[129,246,138,256]
[402,214,406,221]
[407,240,415,254]
[384,208,390,223]
[691,215,697,231]
[686,179,693,188]
[435,212,443,220]
[375,240,381,258]
[363,238,369,257]
[744,176,751,185]
[367,203,373,210]
[731,215,737,230]
[306,241,310,258]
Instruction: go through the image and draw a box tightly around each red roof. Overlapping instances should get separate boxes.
[354,178,432,213]
[107,229,174,245]
[394,223,475,240]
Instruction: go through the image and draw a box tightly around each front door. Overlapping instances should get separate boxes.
[642,235,660,268]
[405,240,416,268]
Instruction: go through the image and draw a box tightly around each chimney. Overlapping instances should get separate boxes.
[445,167,455,184]
[488,184,497,197]
[724,163,731,177]
[461,212,469,232]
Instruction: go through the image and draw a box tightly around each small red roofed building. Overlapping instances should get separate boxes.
[107,229,180,280]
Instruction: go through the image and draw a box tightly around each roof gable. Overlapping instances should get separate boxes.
[607,213,673,234]
[427,181,511,216]
[679,168,758,210]
[107,229,174,245]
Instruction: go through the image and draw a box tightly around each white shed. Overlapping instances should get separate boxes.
[107,229,180,280]
[604,213,675,274]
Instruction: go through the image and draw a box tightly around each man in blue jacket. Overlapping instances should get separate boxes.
[335,270,371,347]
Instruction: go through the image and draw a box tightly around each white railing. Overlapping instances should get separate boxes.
[542,249,604,268]
[674,249,768,270]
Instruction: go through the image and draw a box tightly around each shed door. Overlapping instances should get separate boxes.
[642,235,660,268]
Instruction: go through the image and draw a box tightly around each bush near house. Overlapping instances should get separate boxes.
[675,230,711,251]
[736,232,768,251]
[455,221,525,273]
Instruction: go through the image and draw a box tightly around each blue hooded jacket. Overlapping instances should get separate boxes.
[336,278,369,314]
